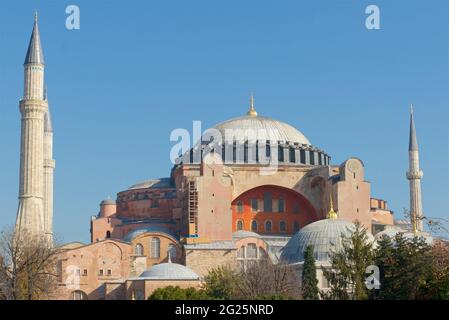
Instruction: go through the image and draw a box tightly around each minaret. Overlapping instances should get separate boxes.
[16,13,48,238]
[406,105,424,232]
[43,89,55,242]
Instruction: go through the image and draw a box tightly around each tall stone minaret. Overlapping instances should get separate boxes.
[406,105,424,232]
[16,13,49,239]
[43,93,55,242]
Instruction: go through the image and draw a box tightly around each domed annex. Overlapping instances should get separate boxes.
[281,219,356,263]
[375,227,433,245]
[139,261,200,280]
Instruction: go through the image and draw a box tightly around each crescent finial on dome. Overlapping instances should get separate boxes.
[247,93,258,117]
[327,192,338,220]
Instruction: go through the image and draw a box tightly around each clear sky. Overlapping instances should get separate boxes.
[0,0,448,243]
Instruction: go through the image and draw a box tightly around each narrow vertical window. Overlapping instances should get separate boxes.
[278,198,285,213]
[151,237,161,258]
[236,201,244,213]
[293,221,300,233]
[251,199,258,212]
[279,220,286,232]
[263,192,272,212]
[251,220,258,232]
[237,220,244,231]
[265,220,272,232]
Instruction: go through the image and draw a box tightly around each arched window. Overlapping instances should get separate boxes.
[70,290,88,300]
[151,237,160,258]
[236,220,244,231]
[168,244,177,259]
[135,243,143,256]
[293,221,300,233]
[251,220,258,232]
[106,231,111,239]
[265,220,272,233]
[279,220,286,232]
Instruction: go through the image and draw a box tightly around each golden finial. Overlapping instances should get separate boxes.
[327,192,338,220]
[247,93,258,117]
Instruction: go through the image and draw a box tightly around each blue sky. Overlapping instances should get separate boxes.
[0,0,448,243]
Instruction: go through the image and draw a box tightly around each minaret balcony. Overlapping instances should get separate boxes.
[406,170,423,180]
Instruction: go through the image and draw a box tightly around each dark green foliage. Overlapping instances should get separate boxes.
[370,233,434,300]
[148,286,209,300]
[302,245,319,300]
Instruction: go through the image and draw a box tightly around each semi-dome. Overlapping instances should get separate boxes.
[140,262,200,280]
[123,226,178,242]
[280,219,374,263]
[214,115,311,145]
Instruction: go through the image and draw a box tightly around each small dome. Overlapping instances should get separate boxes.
[280,219,374,263]
[232,230,261,239]
[101,199,115,205]
[214,115,311,145]
[375,228,433,244]
[140,263,199,280]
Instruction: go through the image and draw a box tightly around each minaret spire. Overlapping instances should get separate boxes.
[24,11,45,66]
[247,93,258,117]
[409,104,418,151]
[406,104,424,233]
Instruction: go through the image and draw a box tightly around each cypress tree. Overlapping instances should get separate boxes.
[302,245,319,299]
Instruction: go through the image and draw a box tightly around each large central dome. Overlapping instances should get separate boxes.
[214,115,311,146]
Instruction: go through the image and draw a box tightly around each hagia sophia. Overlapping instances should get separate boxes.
[14,15,431,300]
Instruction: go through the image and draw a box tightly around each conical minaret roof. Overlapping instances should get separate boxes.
[409,105,418,151]
[24,12,45,65]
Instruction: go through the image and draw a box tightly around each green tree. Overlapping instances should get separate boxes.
[322,221,374,300]
[370,233,434,300]
[202,266,240,300]
[148,286,209,300]
[302,245,319,300]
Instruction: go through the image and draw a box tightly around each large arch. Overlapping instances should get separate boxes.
[231,185,319,235]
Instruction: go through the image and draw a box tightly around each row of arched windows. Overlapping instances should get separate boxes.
[236,195,289,214]
[236,220,300,233]
[134,238,177,259]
